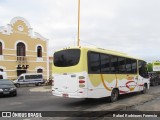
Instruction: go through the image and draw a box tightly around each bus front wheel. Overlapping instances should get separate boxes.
[110,89,119,102]
[141,84,147,94]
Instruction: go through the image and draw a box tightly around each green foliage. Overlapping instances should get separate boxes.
[147,63,153,72]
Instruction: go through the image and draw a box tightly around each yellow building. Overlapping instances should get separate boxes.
[0,17,48,80]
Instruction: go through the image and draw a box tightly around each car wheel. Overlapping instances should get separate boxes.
[16,83,20,88]
[35,83,41,86]
[110,89,119,102]
[38,83,42,86]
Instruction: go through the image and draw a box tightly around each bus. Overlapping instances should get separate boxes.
[52,46,150,102]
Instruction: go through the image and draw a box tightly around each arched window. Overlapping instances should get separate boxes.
[0,42,2,55]
[37,68,43,73]
[37,46,42,57]
[17,42,25,56]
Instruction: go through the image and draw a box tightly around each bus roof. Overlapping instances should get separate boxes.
[54,46,144,61]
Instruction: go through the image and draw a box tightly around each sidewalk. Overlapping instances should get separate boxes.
[29,85,51,92]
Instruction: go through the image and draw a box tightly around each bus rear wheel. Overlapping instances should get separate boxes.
[110,89,119,102]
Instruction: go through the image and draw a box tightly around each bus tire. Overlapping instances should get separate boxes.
[84,98,94,101]
[110,89,119,102]
[141,84,147,94]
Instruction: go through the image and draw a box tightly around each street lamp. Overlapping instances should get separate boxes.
[77,0,80,46]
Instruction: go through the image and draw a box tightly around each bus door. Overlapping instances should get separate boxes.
[138,61,149,89]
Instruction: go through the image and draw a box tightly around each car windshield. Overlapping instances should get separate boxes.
[0,80,13,85]
[54,49,81,67]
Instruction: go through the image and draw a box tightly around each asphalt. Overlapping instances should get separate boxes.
[29,85,51,92]
[1,86,160,120]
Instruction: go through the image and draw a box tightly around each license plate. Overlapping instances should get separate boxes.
[3,92,10,94]
[63,94,68,97]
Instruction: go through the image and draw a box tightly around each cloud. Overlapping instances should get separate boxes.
[1,0,160,62]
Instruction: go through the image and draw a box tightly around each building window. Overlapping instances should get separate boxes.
[0,42,2,55]
[37,68,43,73]
[17,42,25,56]
[37,46,42,57]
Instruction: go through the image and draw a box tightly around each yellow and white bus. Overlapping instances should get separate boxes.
[52,46,150,102]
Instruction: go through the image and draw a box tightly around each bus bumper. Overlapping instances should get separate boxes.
[52,89,88,98]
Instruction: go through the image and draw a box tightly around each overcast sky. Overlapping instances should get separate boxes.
[0,0,160,62]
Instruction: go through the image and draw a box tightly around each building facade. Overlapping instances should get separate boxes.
[0,17,48,80]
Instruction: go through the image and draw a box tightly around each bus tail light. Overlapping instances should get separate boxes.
[79,80,85,83]
[79,78,85,88]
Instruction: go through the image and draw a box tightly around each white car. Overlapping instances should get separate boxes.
[13,73,44,87]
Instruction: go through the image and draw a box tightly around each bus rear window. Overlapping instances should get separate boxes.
[54,49,80,67]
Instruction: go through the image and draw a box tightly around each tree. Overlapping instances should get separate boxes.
[147,63,153,72]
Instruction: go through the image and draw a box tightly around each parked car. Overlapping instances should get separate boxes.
[13,73,44,87]
[0,79,17,96]
[149,72,160,86]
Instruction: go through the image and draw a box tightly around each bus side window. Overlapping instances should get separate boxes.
[88,52,101,74]
[131,59,137,74]
[100,54,110,73]
[118,57,126,74]
[110,55,118,73]
[126,58,132,74]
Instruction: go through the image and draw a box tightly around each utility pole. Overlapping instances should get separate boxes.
[77,0,80,46]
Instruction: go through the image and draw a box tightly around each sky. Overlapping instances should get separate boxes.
[0,0,160,62]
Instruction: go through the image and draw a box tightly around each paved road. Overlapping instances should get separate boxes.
[0,86,154,111]
[0,85,160,120]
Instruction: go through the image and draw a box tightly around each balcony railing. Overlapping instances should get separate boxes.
[17,56,27,63]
